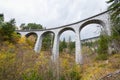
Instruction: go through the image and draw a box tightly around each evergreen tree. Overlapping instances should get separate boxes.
[107,0,120,52]
[20,23,42,30]
[68,36,75,54]
[0,18,20,43]
[42,33,53,51]
[0,14,4,24]
[59,38,67,52]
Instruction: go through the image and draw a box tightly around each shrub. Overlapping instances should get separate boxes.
[97,35,109,60]
[95,54,108,60]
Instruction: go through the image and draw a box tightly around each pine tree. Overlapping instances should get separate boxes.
[107,0,120,52]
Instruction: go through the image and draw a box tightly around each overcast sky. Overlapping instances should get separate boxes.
[0,0,109,40]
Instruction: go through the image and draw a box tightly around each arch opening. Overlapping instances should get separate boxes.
[80,22,104,64]
[25,32,38,48]
[40,31,55,56]
[58,28,76,63]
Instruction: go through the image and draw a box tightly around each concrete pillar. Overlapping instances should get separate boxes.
[34,35,42,53]
[105,14,111,36]
[52,33,59,62]
[75,29,83,64]
[106,17,112,54]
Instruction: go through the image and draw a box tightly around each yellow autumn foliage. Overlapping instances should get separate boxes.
[18,36,26,44]
[0,40,120,80]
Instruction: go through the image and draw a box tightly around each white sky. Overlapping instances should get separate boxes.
[0,0,109,40]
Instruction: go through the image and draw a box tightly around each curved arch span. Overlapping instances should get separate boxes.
[80,19,105,31]
[16,32,21,35]
[41,31,55,38]
[58,27,75,36]
[25,32,38,38]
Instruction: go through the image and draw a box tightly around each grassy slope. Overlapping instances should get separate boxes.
[81,53,120,80]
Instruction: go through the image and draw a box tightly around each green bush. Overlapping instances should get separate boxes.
[97,35,109,54]
[95,54,108,60]
[22,71,43,80]
[96,35,109,60]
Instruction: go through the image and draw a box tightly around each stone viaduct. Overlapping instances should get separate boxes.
[16,10,111,64]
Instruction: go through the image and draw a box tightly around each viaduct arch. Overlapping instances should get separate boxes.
[16,10,111,64]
